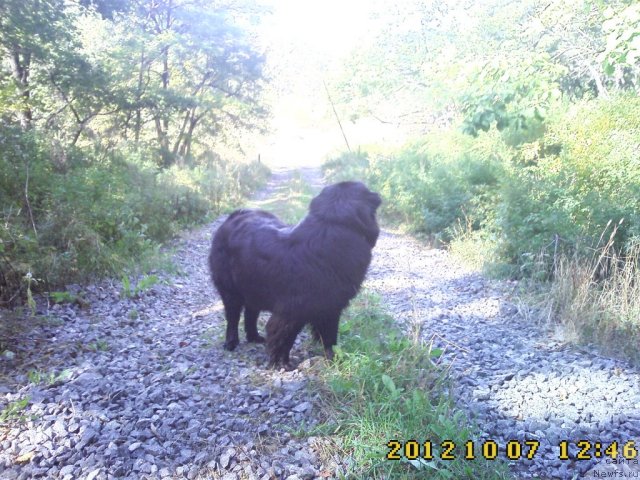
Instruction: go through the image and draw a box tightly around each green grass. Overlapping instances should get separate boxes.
[48,291,78,304]
[311,293,513,479]
[27,368,72,385]
[534,242,640,366]
[322,150,371,183]
[120,273,160,299]
[0,396,31,423]
[84,339,110,352]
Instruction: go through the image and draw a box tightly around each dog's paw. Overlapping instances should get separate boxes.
[246,334,266,344]
[275,362,295,372]
[282,362,295,371]
[267,358,295,371]
[324,347,335,361]
[223,339,239,351]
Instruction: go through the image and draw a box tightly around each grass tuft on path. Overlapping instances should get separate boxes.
[311,293,513,479]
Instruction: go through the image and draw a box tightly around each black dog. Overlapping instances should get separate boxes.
[208,181,381,368]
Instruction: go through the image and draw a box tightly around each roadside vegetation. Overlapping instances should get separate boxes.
[324,1,640,365]
[0,0,269,305]
[314,293,513,480]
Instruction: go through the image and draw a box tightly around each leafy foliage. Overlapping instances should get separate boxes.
[329,0,640,274]
[0,396,30,422]
[0,125,269,304]
[0,0,266,162]
[327,91,640,279]
[496,95,640,272]
[0,1,269,304]
[601,2,640,84]
[332,0,638,130]
[460,55,562,138]
[326,132,504,244]
[324,0,640,363]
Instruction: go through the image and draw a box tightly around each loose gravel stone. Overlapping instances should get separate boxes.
[0,173,330,479]
[368,230,640,479]
[2,168,639,480]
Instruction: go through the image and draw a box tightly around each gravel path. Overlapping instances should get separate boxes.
[0,169,337,480]
[1,168,640,480]
[369,232,640,479]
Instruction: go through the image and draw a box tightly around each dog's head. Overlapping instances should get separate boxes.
[309,181,382,247]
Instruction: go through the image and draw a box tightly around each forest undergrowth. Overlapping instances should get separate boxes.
[0,128,269,306]
[0,0,270,306]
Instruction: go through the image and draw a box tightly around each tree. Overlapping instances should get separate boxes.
[601,2,640,90]
[0,0,266,163]
[0,0,74,129]
[118,0,266,166]
[332,0,638,136]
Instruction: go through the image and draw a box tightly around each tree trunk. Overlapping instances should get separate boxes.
[9,47,32,129]
[180,115,199,161]
[586,63,609,99]
[134,48,146,146]
[154,116,171,167]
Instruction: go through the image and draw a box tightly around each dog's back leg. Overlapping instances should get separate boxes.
[244,307,265,344]
[310,315,340,360]
[266,313,305,369]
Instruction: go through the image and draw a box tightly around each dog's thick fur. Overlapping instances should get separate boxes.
[208,181,381,368]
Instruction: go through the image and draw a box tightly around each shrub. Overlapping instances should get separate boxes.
[324,94,640,364]
[362,131,505,243]
[543,242,640,366]
[0,127,269,305]
[322,150,370,182]
[495,95,640,275]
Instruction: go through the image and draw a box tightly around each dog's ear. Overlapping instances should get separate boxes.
[356,191,381,246]
[310,182,381,246]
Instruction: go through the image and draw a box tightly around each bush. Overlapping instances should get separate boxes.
[496,95,640,275]
[0,127,269,305]
[322,150,370,182]
[332,95,640,278]
[359,131,505,243]
[324,94,640,364]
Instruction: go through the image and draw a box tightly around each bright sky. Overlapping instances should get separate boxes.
[248,0,403,168]
[262,0,379,58]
